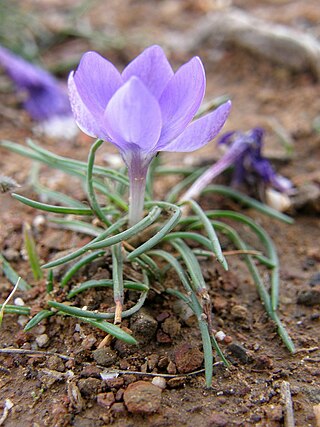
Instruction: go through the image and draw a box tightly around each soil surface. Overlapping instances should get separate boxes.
[1,1,320,426]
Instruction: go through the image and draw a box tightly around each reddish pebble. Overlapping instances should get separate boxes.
[123,381,162,414]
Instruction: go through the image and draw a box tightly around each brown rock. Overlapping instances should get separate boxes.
[93,347,117,367]
[78,378,101,398]
[162,317,181,338]
[208,411,229,427]
[174,343,204,373]
[167,360,177,375]
[110,402,126,414]
[104,377,124,390]
[123,381,162,414]
[130,309,158,344]
[167,377,187,388]
[97,392,115,408]
[230,304,249,321]
[297,288,320,306]
[156,329,172,343]
[47,355,65,372]
[80,365,102,378]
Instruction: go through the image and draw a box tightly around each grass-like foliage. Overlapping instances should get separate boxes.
[0,138,295,387]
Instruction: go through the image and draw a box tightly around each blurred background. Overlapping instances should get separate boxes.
[1,0,320,166]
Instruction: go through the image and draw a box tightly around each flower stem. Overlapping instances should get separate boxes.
[128,173,147,226]
[179,140,248,203]
[125,150,152,226]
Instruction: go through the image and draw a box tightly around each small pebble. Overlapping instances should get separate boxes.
[167,377,186,388]
[227,343,251,364]
[130,309,158,344]
[36,334,49,348]
[81,334,97,350]
[162,317,181,338]
[215,330,226,342]
[93,347,117,367]
[14,297,25,306]
[123,381,162,414]
[230,304,249,321]
[167,360,177,375]
[78,378,101,397]
[81,365,102,378]
[174,343,204,373]
[33,215,46,230]
[110,402,126,414]
[147,354,159,370]
[297,288,320,306]
[151,377,166,390]
[97,392,115,408]
[208,412,229,427]
[17,315,29,327]
[47,355,65,372]
[223,335,233,344]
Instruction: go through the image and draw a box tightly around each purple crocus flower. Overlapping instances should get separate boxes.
[68,45,231,225]
[0,45,71,121]
[181,127,293,202]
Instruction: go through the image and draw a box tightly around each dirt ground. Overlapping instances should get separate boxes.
[0,1,320,426]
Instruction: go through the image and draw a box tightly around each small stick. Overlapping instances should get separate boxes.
[114,300,123,325]
[97,334,113,349]
[281,381,295,427]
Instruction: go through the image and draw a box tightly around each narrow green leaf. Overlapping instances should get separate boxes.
[126,202,181,261]
[42,217,127,269]
[170,239,207,294]
[112,243,124,306]
[23,222,43,280]
[87,206,162,251]
[86,139,112,226]
[46,270,54,293]
[81,318,138,345]
[202,185,294,224]
[184,200,228,269]
[67,279,148,298]
[60,250,105,287]
[0,304,30,315]
[48,217,104,237]
[0,253,30,290]
[12,193,95,215]
[24,310,55,331]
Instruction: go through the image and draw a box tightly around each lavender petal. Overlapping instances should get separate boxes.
[160,101,231,152]
[122,45,173,99]
[104,77,162,151]
[157,57,206,145]
[73,51,123,119]
[68,72,107,139]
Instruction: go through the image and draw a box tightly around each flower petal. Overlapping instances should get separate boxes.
[68,71,107,139]
[104,77,162,151]
[159,101,231,152]
[122,45,173,99]
[73,51,123,118]
[158,57,206,145]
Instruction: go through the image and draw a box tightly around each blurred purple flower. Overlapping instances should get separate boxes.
[181,127,293,202]
[218,128,293,193]
[0,45,71,121]
[68,45,231,224]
